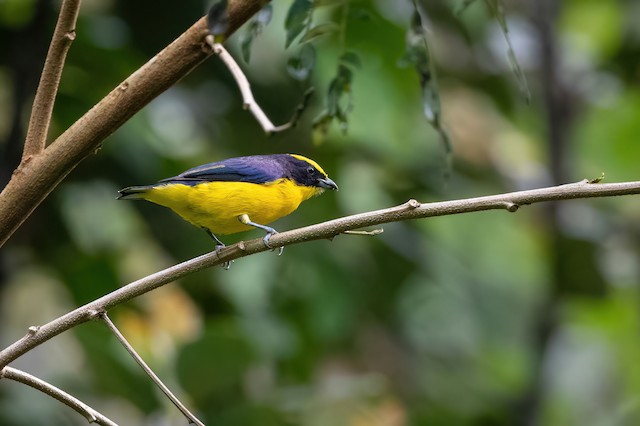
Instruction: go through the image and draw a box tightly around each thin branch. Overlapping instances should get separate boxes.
[0,366,118,426]
[342,229,384,236]
[22,0,82,161]
[0,0,270,248]
[98,313,204,426]
[205,36,306,134]
[1,179,640,369]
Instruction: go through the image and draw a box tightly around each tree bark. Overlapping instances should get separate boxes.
[0,0,269,247]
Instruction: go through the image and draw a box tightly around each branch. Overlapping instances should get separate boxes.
[342,229,384,236]
[1,178,640,369]
[22,0,82,161]
[0,0,270,248]
[99,313,204,426]
[0,366,118,426]
[206,37,308,134]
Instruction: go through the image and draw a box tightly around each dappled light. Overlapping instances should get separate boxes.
[2,1,640,425]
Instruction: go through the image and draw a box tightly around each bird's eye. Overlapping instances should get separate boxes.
[306,166,315,175]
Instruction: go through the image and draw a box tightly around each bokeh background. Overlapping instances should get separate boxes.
[2,0,640,425]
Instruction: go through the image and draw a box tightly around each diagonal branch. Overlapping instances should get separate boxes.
[0,366,118,426]
[206,37,309,134]
[0,0,270,248]
[1,179,640,369]
[99,313,204,426]
[22,0,82,161]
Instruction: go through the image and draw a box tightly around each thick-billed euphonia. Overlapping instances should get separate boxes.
[118,154,337,249]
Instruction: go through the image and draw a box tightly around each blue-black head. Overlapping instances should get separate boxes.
[282,154,338,191]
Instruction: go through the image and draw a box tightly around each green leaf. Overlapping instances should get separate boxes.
[240,34,254,63]
[327,65,352,115]
[313,0,343,6]
[403,2,452,168]
[403,7,440,126]
[486,0,530,102]
[339,51,361,69]
[349,7,373,21]
[455,0,480,15]
[207,0,229,37]
[306,5,360,136]
[313,64,353,135]
[300,22,338,44]
[287,44,316,80]
[285,0,313,48]
[239,4,273,62]
[312,111,332,132]
[421,74,440,125]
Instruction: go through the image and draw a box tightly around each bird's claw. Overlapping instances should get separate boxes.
[263,232,284,256]
[215,244,233,270]
[262,232,275,247]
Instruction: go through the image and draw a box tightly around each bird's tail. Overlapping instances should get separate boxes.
[117,185,154,200]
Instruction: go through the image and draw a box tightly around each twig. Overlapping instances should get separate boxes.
[0,366,118,426]
[22,0,82,161]
[1,179,640,368]
[0,0,271,248]
[343,229,384,236]
[205,36,307,134]
[98,312,204,426]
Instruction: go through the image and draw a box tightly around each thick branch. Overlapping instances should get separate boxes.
[22,0,81,161]
[1,179,639,369]
[0,0,270,248]
[0,366,118,426]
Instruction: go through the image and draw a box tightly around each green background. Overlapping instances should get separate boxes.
[2,0,640,425]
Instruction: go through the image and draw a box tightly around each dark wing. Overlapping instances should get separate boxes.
[159,155,285,186]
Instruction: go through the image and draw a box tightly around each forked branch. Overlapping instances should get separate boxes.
[22,0,82,161]
[0,0,271,248]
[1,179,639,370]
[206,36,311,134]
[99,313,204,426]
[0,367,118,426]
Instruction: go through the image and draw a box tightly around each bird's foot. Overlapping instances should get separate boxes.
[263,231,284,256]
[215,244,233,270]
[237,215,284,256]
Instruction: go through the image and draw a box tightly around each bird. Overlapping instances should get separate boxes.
[117,153,338,255]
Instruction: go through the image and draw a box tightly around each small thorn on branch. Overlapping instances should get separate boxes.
[405,199,421,209]
[87,309,101,320]
[504,202,519,212]
[589,173,605,184]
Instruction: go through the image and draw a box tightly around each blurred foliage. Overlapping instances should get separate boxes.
[207,0,231,38]
[2,0,640,425]
[240,4,273,63]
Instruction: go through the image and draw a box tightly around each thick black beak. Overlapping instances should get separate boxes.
[317,177,338,190]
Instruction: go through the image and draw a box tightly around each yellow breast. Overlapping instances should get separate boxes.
[142,179,323,235]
